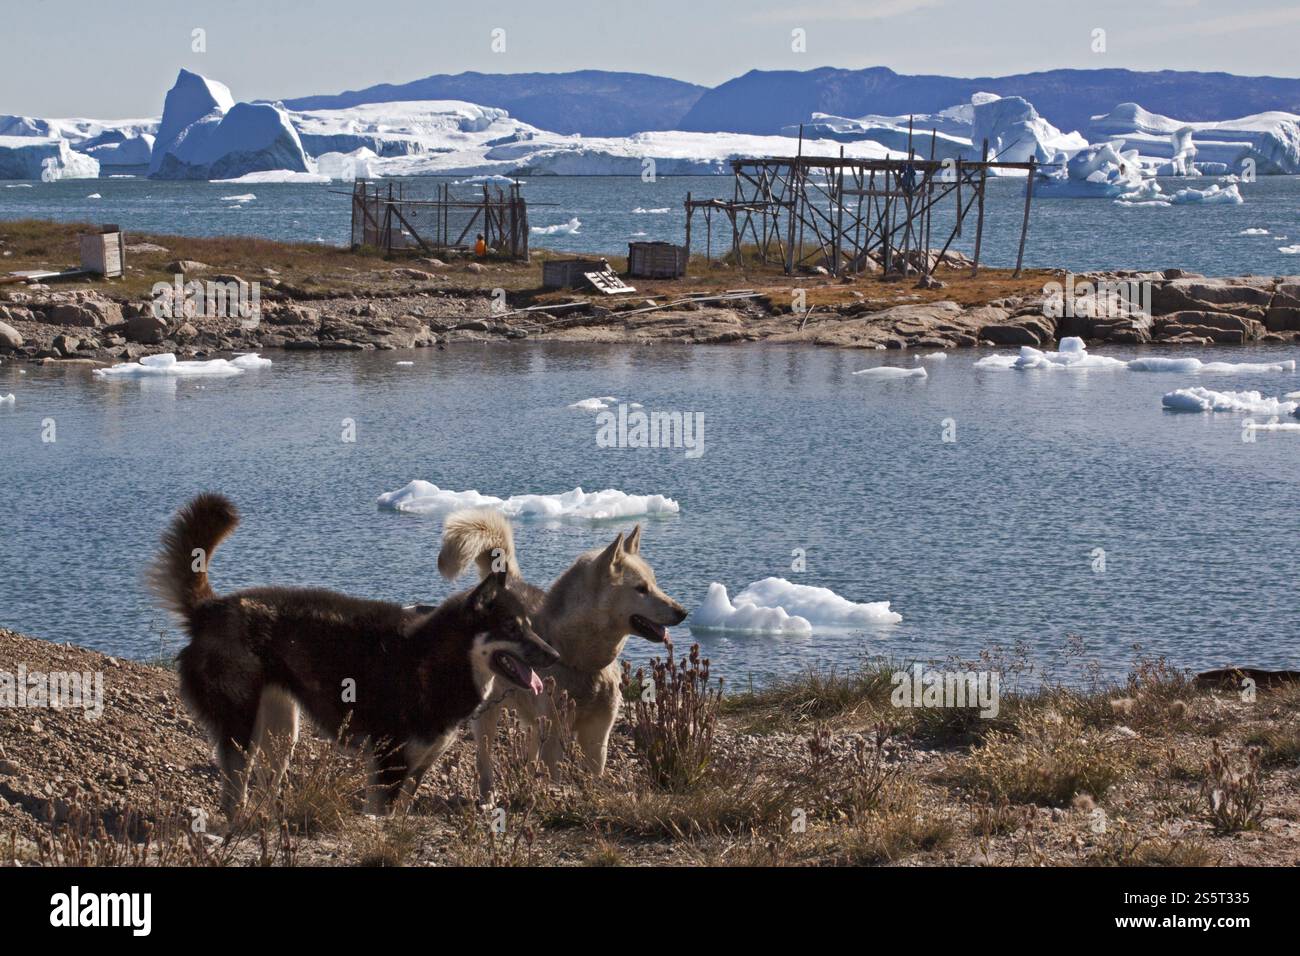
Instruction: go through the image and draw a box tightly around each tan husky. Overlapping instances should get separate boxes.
[437,510,687,801]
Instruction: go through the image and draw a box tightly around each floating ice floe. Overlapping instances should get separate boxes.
[974,337,1127,371]
[632,207,670,214]
[978,338,1297,374]
[915,352,948,361]
[1131,356,1296,374]
[1239,228,1270,236]
[853,365,928,379]
[568,395,618,411]
[690,577,901,635]
[395,360,414,366]
[86,192,101,199]
[1161,387,1298,416]
[1280,245,1300,255]
[0,393,14,404]
[92,352,272,379]
[376,481,680,520]
[531,217,582,236]
[220,193,256,202]
[690,583,813,635]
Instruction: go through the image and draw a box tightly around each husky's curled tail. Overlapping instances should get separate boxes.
[149,492,239,622]
[437,509,520,581]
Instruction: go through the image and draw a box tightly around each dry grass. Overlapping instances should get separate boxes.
[0,218,1052,311]
[950,710,1130,807]
[5,631,1297,867]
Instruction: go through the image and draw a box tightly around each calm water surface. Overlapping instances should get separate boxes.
[2,342,1297,685]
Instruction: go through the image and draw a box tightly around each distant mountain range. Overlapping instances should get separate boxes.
[283,70,707,137]
[284,66,1300,139]
[679,67,1300,135]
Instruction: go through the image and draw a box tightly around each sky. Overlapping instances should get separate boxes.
[4,0,1300,117]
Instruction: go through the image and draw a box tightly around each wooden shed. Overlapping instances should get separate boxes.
[79,225,125,278]
[627,241,686,279]
[542,257,610,289]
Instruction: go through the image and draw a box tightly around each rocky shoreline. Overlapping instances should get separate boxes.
[3,626,1298,867]
[3,257,1300,367]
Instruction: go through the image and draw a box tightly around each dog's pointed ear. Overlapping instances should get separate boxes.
[469,571,505,610]
[625,524,642,555]
[597,532,625,571]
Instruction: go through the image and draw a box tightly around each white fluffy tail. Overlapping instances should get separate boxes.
[437,509,519,581]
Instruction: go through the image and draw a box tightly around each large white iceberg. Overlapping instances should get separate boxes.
[149,70,312,180]
[376,480,680,520]
[1089,102,1300,175]
[0,136,99,180]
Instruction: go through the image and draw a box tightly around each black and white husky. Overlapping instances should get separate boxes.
[152,493,558,817]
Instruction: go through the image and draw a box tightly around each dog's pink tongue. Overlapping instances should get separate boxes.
[528,669,545,695]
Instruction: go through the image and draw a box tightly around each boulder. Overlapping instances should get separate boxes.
[1153,279,1273,318]
[0,320,22,351]
[49,303,106,327]
[124,315,168,344]
[1160,309,1263,343]
[52,334,80,356]
[164,259,209,274]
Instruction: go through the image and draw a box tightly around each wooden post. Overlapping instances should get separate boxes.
[1013,157,1036,278]
[970,139,989,278]
[684,191,692,268]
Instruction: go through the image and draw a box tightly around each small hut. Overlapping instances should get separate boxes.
[627,241,687,279]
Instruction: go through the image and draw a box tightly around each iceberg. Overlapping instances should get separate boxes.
[0,136,99,180]
[689,577,901,634]
[1161,387,1297,415]
[970,95,1087,166]
[93,352,272,379]
[376,481,680,520]
[976,337,1128,371]
[1089,102,1300,175]
[979,340,1295,375]
[149,70,312,180]
[689,583,813,635]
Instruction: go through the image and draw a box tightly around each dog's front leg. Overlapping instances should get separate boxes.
[574,709,615,777]
[473,706,500,805]
[367,746,408,816]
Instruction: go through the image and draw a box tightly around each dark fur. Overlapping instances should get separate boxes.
[153,493,555,815]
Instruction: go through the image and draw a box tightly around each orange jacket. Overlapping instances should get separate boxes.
[474,238,487,257]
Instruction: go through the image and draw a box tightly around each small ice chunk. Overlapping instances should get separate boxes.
[568,397,611,411]
[0,393,14,404]
[853,366,928,379]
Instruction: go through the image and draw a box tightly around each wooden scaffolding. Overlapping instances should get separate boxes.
[351,179,530,260]
[684,129,1041,279]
